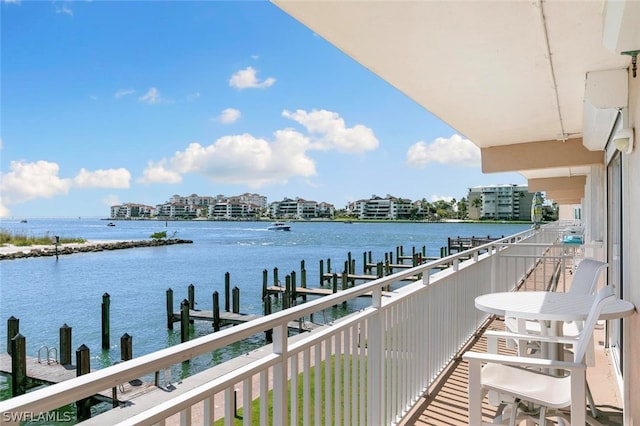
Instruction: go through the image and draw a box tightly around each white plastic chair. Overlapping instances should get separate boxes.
[505,259,607,355]
[464,286,615,426]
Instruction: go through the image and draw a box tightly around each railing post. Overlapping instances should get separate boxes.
[272,325,287,426]
[491,245,499,293]
[368,287,384,425]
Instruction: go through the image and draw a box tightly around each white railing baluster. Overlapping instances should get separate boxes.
[272,325,286,426]
[242,378,251,426]
[224,388,233,426]
[302,348,310,426]
[259,370,267,426]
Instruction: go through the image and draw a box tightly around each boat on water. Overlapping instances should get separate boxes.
[268,222,291,231]
[107,222,116,227]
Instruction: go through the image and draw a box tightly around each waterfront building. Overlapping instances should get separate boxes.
[207,202,248,220]
[350,194,414,220]
[269,197,331,219]
[467,184,534,220]
[109,203,154,219]
[315,201,335,218]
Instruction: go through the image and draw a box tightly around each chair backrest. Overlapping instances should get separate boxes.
[568,258,608,295]
[573,286,615,363]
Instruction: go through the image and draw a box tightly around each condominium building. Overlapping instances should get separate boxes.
[269,197,330,219]
[467,184,534,220]
[109,203,154,219]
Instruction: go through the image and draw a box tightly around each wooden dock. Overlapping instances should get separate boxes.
[169,309,324,333]
[266,285,395,298]
[0,353,156,403]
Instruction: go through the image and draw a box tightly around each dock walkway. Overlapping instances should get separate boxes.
[170,309,324,333]
[0,353,155,403]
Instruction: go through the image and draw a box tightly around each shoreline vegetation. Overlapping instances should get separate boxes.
[0,230,87,247]
[0,238,193,261]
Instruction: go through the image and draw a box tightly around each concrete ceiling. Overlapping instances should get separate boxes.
[272,0,640,200]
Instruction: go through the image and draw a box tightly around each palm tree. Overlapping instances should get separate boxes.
[471,197,482,219]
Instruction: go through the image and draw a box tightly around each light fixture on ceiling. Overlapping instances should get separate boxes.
[613,127,634,154]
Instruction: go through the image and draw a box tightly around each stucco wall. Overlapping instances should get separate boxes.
[624,71,639,425]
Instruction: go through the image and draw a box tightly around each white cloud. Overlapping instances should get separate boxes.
[137,159,183,184]
[115,89,135,99]
[169,130,315,188]
[0,160,72,204]
[3,0,21,4]
[229,67,275,89]
[406,134,480,168]
[139,87,161,104]
[102,194,121,209]
[55,3,73,16]
[217,108,241,124]
[282,109,379,153]
[186,92,200,102]
[0,196,10,218]
[73,168,131,188]
[139,109,378,188]
[0,161,132,212]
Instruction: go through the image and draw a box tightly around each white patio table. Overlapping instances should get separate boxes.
[475,291,635,323]
[474,290,635,423]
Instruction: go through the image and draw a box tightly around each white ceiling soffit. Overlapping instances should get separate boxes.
[271,0,632,149]
[520,166,592,180]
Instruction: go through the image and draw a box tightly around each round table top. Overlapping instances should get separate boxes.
[475,291,636,322]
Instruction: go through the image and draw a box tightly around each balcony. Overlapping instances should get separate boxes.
[0,224,625,425]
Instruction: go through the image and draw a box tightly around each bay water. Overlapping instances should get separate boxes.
[0,218,530,405]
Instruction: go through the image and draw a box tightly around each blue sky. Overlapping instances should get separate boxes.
[0,0,526,219]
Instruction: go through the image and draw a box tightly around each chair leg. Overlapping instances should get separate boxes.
[538,406,547,425]
[586,380,597,418]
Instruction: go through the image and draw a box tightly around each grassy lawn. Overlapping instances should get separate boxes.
[214,355,366,425]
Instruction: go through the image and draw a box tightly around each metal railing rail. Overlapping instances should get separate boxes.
[0,225,570,426]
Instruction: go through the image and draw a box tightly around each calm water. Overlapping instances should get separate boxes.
[0,218,530,405]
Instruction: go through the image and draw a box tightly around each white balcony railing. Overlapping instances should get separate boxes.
[0,224,572,426]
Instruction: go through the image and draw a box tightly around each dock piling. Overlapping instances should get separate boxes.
[225,273,231,312]
[166,288,174,330]
[101,293,110,350]
[232,287,240,313]
[263,295,273,342]
[188,284,195,309]
[262,270,268,300]
[76,344,91,421]
[6,316,19,355]
[120,333,132,361]
[10,333,26,396]
[180,299,190,343]
[60,324,72,365]
[212,292,220,331]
